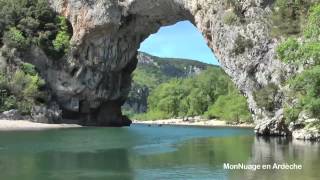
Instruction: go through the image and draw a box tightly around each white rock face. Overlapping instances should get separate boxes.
[292,129,320,141]
[43,0,294,130]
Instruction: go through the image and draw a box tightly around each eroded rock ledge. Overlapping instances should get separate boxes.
[18,0,293,131]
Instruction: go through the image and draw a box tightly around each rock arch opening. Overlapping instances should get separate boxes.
[123,20,230,119]
[46,0,290,134]
[138,20,219,65]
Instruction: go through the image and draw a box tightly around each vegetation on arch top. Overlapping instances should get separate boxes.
[0,0,72,59]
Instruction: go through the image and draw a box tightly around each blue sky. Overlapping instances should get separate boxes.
[139,21,219,65]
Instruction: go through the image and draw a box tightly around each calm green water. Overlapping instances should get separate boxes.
[0,124,319,180]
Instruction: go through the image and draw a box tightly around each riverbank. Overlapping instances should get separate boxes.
[0,120,82,131]
[133,118,254,128]
[0,118,253,131]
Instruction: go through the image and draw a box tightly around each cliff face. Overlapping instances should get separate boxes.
[123,52,213,114]
[36,0,293,132]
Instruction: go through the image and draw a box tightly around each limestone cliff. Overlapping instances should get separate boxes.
[41,0,288,131]
[3,0,290,132]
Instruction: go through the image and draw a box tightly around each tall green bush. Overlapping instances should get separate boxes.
[3,27,28,49]
[205,92,252,122]
[53,16,71,54]
[0,69,45,114]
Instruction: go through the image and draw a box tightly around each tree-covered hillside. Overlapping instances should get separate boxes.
[123,52,215,114]
[125,52,252,123]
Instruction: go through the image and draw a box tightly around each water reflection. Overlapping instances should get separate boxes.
[39,148,134,180]
[130,135,320,180]
[232,136,320,180]
[0,126,319,180]
[0,148,134,180]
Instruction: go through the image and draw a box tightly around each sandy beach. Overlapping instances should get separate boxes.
[133,118,254,128]
[0,118,254,131]
[0,120,82,131]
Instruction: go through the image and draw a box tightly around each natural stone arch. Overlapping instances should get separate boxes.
[46,0,291,134]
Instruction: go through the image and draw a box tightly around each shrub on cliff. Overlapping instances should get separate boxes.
[277,4,320,126]
[232,35,253,55]
[3,27,28,49]
[304,4,320,39]
[53,16,71,54]
[276,37,301,64]
[271,0,320,37]
[253,83,278,112]
[0,68,45,114]
[0,0,72,59]
[21,63,37,76]
[284,106,301,124]
[277,39,320,65]
[288,66,320,118]
[283,66,320,125]
[277,3,320,65]
[224,11,239,25]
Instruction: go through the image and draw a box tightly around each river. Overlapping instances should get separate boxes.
[0,124,319,180]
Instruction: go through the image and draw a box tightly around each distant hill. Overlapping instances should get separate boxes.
[123,52,218,114]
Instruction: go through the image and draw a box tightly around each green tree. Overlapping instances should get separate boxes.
[289,66,320,117]
[134,67,251,122]
[205,92,252,122]
[0,68,45,114]
[3,27,28,49]
[186,88,209,116]
[53,16,71,54]
[148,79,186,117]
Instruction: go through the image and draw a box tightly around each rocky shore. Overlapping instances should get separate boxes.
[134,117,320,141]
